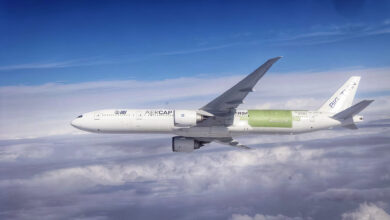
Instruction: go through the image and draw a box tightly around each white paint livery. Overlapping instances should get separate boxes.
[71,57,373,152]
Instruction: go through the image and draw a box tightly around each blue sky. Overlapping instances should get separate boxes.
[0,0,389,85]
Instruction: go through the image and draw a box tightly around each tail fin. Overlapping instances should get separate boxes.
[318,76,361,113]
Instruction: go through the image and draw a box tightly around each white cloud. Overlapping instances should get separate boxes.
[273,20,390,46]
[342,203,390,220]
[311,188,390,202]
[231,213,304,220]
[0,117,389,219]
[0,57,115,71]
[154,42,241,56]
[0,143,53,162]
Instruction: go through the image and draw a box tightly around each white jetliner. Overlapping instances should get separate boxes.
[71,57,373,152]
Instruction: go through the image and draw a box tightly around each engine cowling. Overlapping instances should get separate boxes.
[353,115,363,122]
[172,136,203,152]
[174,110,203,127]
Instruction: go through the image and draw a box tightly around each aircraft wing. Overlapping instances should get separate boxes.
[200,57,281,116]
[193,137,250,150]
[197,56,281,126]
[214,137,250,149]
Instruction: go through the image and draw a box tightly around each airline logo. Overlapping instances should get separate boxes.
[329,87,349,108]
[329,97,339,108]
[114,110,127,115]
[145,110,173,116]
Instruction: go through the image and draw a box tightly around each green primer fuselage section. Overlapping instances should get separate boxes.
[247,110,292,128]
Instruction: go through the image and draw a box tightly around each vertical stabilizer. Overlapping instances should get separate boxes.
[318,76,360,114]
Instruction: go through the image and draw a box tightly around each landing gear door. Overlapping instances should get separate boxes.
[310,112,316,123]
[94,112,101,120]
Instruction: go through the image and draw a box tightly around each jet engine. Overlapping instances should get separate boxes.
[172,136,203,152]
[174,110,204,127]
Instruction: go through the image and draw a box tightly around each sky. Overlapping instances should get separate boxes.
[0,0,390,85]
[1,0,390,220]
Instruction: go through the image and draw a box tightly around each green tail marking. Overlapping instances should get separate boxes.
[248,110,292,128]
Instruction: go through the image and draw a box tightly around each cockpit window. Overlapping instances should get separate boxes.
[77,115,83,118]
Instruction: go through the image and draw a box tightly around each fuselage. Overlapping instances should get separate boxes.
[71,109,343,138]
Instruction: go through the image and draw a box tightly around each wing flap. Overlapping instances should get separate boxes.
[191,137,250,150]
[342,124,358,130]
[215,137,251,150]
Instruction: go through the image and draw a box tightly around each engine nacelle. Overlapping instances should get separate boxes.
[174,110,203,127]
[172,136,202,152]
[353,115,364,123]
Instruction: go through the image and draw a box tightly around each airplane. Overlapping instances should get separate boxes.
[71,57,374,152]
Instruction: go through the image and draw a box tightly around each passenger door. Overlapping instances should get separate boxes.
[135,111,143,128]
[94,112,101,120]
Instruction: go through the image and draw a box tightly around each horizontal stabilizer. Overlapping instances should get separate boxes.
[332,100,374,120]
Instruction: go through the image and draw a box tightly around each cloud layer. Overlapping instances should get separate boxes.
[0,66,389,219]
[1,120,389,219]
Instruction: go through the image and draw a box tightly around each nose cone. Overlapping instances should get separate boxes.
[71,115,96,132]
[71,118,82,129]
